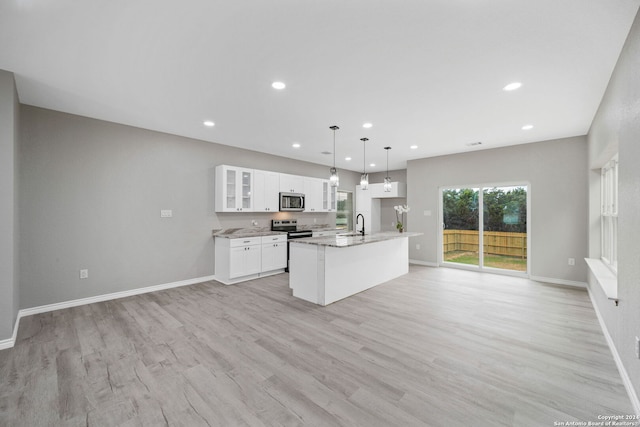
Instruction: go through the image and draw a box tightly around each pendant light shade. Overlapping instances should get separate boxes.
[329,125,340,187]
[383,146,392,192]
[360,137,369,190]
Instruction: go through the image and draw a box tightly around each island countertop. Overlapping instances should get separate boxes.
[289,231,419,306]
[292,231,422,248]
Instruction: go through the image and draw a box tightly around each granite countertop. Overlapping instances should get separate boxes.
[212,228,287,239]
[290,231,422,248]
[296,224,339,232]
[212,224,342,239]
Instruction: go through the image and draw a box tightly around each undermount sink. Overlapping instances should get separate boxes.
[337,232,364,237]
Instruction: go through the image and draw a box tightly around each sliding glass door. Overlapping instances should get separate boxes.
[442,185,528,273]
[482,186,527,272]
[442,188,480,266]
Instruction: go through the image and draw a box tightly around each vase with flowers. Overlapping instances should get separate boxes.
[394,204,410,232]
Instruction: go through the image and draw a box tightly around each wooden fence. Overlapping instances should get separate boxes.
[443,230,527,259]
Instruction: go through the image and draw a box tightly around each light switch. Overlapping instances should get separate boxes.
[161,210,173,218]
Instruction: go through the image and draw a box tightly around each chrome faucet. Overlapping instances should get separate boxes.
[356,213,365,236]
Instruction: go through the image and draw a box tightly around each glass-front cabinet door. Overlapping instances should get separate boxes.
[215,165,253,212]
[226,168,237,210]
[322,181,338,212]
[240,169,252,210]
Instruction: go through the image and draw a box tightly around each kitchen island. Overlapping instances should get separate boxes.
[289,231,421,306]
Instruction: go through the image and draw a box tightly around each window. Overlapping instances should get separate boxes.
[336,191,353,231]
[601,155,618,273]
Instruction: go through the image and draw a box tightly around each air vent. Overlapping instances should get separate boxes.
[466,141,483,147]
[321,151,332,155]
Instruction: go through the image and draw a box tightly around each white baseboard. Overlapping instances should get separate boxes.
[409,259,438,267]
[0,274,218,350]
[587,287,640,415]
[529,275,587,289]
[0,314,21,351]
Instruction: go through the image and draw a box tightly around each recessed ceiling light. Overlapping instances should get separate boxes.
[363,123,373,129]
[503,82,522,91]
[272,81,286,90]
[522,124,534,130]
[369,163,376,167]
[410,145,418,149]
[345,157,352,161]
[292,143,300,148]
[203,120,215,127]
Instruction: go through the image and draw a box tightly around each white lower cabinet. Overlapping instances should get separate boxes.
[261,235,288,272]
[229,243,261,279]
[215,234,287,285]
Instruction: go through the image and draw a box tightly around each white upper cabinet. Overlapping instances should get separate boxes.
[369,182,407,198]
[215,165,342,213]
[215,165,253,212]
[253,169,280,212]
[304,177,323,212]
[280,173,305,193]
[322,180,337,212]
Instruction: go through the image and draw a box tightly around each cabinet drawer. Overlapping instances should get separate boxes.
[261,234,287,244]
[229,237,262,247]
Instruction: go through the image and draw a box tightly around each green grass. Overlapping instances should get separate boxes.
[444,251,527,271]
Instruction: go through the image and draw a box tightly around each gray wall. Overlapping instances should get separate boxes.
[19,106,360,309]
[0,70,19,340]
[406,136,589,283]
[587,9,640,403]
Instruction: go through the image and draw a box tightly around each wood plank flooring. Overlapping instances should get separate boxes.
[0,266,633,426]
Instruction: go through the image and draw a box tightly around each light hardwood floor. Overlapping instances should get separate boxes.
[0,266,632,426]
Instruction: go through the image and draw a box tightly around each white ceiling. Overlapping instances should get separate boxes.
[1,1,638,172]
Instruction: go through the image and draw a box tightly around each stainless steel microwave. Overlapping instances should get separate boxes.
[279,192,305,212]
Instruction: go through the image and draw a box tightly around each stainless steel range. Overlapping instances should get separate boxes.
[271,219,312,271]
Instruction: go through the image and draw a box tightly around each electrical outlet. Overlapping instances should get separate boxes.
[160,209,172,218]
[424,210,432,216]
[251,220,258,226]
[568,258,575,266]
[636,337,639,359]
[79,269,88,279]
[314,218,317,224]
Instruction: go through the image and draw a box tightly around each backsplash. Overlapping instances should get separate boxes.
[211,211,337,233]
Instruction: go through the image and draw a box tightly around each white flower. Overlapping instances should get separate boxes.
[394,204,410,214]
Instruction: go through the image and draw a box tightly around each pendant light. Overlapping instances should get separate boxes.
[383,146,392,192]
[329,125,339,187]
[360,137,369,190]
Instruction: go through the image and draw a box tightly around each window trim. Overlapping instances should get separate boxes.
[600,154,618,275]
